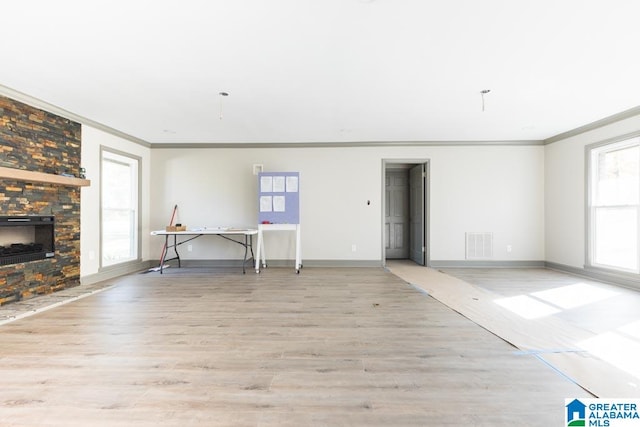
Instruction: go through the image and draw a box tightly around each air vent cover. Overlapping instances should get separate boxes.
[466,232,493,259]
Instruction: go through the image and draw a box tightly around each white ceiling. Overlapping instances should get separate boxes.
[1,0,640,145]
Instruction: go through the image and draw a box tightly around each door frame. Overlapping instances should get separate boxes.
[381,159,430,267]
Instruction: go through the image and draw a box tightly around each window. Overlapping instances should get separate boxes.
[588,137,640,273]
[101,149,140,267]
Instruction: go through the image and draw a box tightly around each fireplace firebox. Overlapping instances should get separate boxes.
[0,216,55,266]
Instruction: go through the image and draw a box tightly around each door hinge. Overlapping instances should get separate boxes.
[422,246,426,253]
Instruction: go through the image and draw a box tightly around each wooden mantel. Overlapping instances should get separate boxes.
[0,166,91,187]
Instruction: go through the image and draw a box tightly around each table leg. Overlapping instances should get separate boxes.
[295,224,301,274]
[255,229,264,273]
[173,235,181,268]
[260,230,267,269]
[160,235,169,274]
[242,234,249,274]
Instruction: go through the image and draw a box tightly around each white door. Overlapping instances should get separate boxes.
[385,170,409,259]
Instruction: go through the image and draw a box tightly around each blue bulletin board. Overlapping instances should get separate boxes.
[258,172,300,224]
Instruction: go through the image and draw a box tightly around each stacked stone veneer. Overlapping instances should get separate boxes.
[0,95,82,305]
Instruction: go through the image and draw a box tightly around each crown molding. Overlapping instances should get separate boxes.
[149,140,544,149]
[544,105,640,145]
[0,84,151,148]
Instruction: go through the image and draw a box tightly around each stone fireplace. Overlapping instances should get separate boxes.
[0,95,87,305]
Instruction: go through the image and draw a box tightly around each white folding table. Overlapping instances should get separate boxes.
[151,228,258,274]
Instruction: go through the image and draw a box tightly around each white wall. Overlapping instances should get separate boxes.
[150,144,545,264]
[80,126,151,278]
[427,145,544,262]
[545,115,640,269]
[77,111,640,276]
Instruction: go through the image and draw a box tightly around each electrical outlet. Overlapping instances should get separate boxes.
[506,245,512,253]
[351,244,357,252]
[188,245,193,252]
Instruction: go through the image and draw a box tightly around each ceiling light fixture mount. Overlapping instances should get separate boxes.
[219,92,229,120]
[480,89,491,112]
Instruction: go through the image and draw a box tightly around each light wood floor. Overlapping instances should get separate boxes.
[0,266,589,426]
[388,262,640,399]
[443,267,640,336]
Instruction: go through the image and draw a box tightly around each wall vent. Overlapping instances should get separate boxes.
[466,232,493,259]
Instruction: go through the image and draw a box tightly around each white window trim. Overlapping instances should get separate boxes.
[585,131,640,276]
[100,146,142,270]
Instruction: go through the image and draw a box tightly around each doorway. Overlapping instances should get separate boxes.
[383,160,428,266]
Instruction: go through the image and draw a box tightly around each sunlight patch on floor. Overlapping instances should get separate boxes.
[578,331,640,381]
[494,295,561,319]
[531,283,619,310]
[619,319,640,340]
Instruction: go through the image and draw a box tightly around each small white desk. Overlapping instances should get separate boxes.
[255,223,301,274]
[151,228,258,274]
